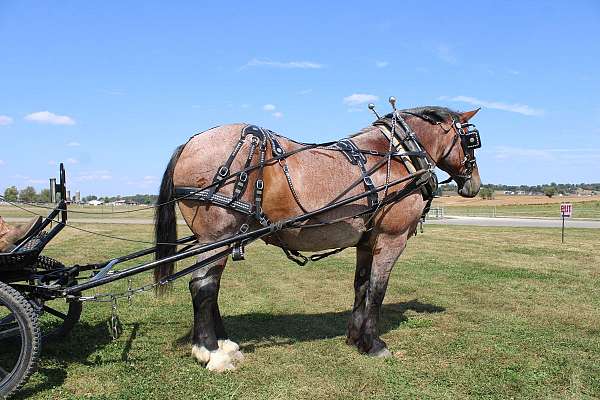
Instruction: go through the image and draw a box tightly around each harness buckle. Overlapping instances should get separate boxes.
[239,172,248,183]
[363,176,375,187]
[218,166,229,178]
[256,179,264,190]
[239,223,250,234]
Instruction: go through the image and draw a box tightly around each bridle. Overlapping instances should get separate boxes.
[436,116,481,184]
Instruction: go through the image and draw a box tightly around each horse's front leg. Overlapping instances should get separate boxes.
[346,241,373,347]
[189,249,243,371]
[347,232,409,357]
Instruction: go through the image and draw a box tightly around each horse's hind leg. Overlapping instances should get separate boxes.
[189,249,244,371]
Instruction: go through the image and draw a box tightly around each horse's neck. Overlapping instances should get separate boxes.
[355,117,444,164]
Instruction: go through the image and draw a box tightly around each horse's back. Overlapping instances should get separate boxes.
[173,124,247,189]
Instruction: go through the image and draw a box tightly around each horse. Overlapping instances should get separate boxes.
[153,106,482,371]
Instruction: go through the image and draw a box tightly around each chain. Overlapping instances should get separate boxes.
[69,280,162,303]
[69,279,166,339]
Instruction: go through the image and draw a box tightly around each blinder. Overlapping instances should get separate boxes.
[456,122,481,150]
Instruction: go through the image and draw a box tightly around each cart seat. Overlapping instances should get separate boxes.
[0,231,48,272]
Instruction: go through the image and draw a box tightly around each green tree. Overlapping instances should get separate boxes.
[37,188,51,203]
[544,187,557,198]
[3,186,18,202]
[19,186,37,202]
[479,187,494,200]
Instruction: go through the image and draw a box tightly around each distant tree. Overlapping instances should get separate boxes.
[19,186,37,202]
[544,187,557,198]
[3,186,18,202]
[83,195,98,202]
[479,187,494,200]
[37,188,51,203]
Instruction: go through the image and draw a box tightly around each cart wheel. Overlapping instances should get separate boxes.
[0,281,41,399]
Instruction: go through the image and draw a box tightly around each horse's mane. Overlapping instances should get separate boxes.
[399,106,461,123]
[349,106,461,138]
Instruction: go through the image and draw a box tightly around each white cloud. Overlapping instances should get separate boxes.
[298,89,313,95]
[48,160,57,166]
[241,104,250,109]
[66,141,80,147]
[375,61,389,68]
[66,158,79,165]
[272,111,283,118]
[263,104,276,111]
[0,160,5,166]
[343,93,379,107]
[443,95,544,116]
[73,170,112,182]
[25,111,76,125]
[0,115,13,126]
[126,175,159,188]
[436,45,457,64]
[243,58,323,69]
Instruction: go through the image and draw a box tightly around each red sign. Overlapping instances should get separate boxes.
[560,203,572,218]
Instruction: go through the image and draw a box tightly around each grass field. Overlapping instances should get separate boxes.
[0,204,158,220]
[9,223,600,399]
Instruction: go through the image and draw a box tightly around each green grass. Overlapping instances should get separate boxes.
[441,201,600,219]
[8,224,600,399]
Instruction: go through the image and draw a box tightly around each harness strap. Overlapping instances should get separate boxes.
[207,136,245,199]
[254,130,269,226]
[231,136,258,202]
[336,138,379,209]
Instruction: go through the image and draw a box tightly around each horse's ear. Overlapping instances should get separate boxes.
[459,108,480,123]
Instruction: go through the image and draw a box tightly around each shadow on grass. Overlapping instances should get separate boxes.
[14,320,113,400]
[176,299,445,351]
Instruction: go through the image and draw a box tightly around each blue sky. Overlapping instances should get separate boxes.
[1,1,599,196]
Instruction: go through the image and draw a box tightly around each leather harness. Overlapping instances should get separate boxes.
[173,112,473,265]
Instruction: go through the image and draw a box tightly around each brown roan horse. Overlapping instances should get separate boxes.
[154,106,482,371]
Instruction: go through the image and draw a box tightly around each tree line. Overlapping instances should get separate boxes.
[3,186,51,203]
[2,186,158,205]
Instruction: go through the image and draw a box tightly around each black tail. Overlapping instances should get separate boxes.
[154,144,185,293]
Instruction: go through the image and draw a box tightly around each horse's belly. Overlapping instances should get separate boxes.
[268,219,366,252]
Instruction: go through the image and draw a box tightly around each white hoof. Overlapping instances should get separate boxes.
[191,345,211,364]
[206,349,235,372]
[231,350,245,362]
[221,339,240,354]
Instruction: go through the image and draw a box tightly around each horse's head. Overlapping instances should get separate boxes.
[406,107,482,198]
[435,108,481,197]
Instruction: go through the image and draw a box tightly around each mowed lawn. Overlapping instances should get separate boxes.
[13,223,600,399]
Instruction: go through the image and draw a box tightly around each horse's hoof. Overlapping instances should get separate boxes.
[206,349,235,372]
[191,344,211,364]
[219,339,240,353]
[369,347,392,358]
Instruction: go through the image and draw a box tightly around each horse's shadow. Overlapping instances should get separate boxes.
[176,299,445,351]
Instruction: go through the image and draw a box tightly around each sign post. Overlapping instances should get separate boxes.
[560,203,572,243]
